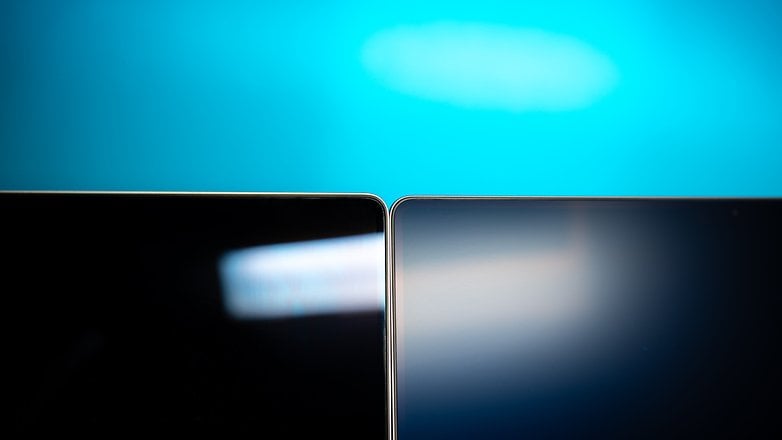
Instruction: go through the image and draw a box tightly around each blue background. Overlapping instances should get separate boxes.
[2,0,781,205]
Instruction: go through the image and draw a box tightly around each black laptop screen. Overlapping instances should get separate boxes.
[4,192,386,437]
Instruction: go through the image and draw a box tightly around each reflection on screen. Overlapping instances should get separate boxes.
[220,233,384,319]
[394,199,782,439]
[3,193,387,437]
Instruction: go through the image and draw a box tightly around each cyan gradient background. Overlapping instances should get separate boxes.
[2,0,781,204]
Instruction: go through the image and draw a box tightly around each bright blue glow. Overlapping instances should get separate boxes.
[219,233,384,319]
[1,1,781,202]
[363,22,618,111]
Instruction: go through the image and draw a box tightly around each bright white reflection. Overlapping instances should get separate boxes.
[220,233,384,319]
[362,22,618,111]
[400,222,596,372]
[397,212,671,407]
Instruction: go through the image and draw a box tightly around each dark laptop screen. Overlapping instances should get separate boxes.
[392,198,782,439]
[4,192,386,437]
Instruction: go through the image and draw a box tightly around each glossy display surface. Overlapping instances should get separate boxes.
[393,198,782,439]
[4,193,386,437]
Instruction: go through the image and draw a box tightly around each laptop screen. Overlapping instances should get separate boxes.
[392,198,782,439]
[4,192,386,437]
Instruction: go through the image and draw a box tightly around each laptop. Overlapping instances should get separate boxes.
[3,192,387,437]
[391,197,782,439]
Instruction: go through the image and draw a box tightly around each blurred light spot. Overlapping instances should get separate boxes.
[401,221,596,364]
[220,233,384,319]
[362,22,618,111]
